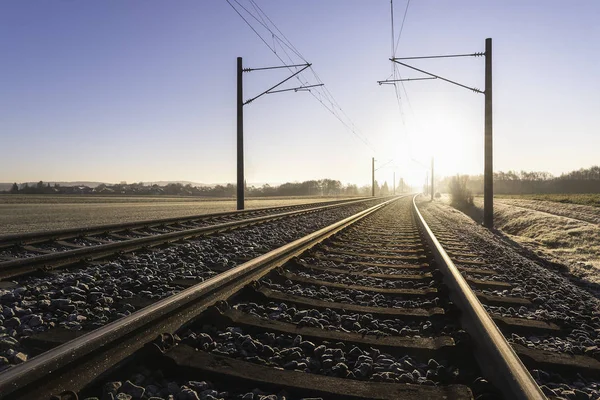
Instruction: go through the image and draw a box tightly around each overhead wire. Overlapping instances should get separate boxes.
[248,0,307,63]
[225,0,377,153]
[389,0,427,170]
[230,0,305,60]
[248,0,374,151]
[248,0,270,34]
[390,1,407,130]
[394,0,411,56]
[244,3,369,150]
[252,1,376,151]
[225,0,277,56]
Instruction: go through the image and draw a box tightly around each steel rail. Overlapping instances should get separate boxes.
[0,198,380,280]
[0,197,401,399]
[412,195,546,400]
[0,197,368,246]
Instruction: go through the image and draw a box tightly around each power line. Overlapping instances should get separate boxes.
[394,0,411,56]
[225,0,275,54]
[248,0,269,33]
[248,0,307,62]
[231,0,305,60]
[225,0,377,154]
[387,0,423,163]
[248,4,375,151]
[390,0,395,63]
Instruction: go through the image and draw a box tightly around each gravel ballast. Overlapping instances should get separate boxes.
[0,200,384,369]
[418,199,600,399]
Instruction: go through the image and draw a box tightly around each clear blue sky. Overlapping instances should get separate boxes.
[1,1,599,187]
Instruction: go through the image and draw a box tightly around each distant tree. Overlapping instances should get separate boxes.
[344,184,359,196]
[320,179,342,196]
[381,181,389,196]
[397,178,406,193]
[37,181,44,190]
[164,183,183,195]
[373,180,380,196]
[10,183,18,193]
[449,175,473,208]
[303,180,320,196]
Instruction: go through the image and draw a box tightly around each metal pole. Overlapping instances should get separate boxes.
[431,157,434,201]
[484,38,493,228]
[237,57,244,210]
[371,157,375,197]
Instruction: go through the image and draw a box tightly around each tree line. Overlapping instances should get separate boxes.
[4,179,405,197]
[437,165,600,194]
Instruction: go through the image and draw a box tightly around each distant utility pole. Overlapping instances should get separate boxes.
[431,157,434,201]
[236,57,323,210]
[371,157,375,197]
[393,171,396,195]
[378,38,493,227]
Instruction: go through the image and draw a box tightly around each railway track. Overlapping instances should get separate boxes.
[0,197,388,372]
[418,201,600,400]
[1,195,597,399]
[0,197,372,280]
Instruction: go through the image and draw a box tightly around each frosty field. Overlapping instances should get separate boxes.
[496,193,600,208]
[472,196,600,285]
[0,195,356,235]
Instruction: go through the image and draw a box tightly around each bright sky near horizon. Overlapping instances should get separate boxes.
[1,1,599,187]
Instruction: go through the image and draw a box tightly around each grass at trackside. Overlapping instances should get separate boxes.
[494,194,600,208]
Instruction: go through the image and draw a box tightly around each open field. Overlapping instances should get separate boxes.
[492,196,600,225]
[0,195,358,235]
[465,196,600,285]
[495,193,600,207]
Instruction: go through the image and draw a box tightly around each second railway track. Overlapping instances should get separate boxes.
[1,195,597,399]
[0,198,374,280]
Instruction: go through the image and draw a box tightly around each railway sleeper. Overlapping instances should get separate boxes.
[294,260,509,291]
[336,236,423,246]
[318,247,427,262]
[323,242,425,255]
[271,271,439,297]
[314,255,430,270]
[294,260,433,281]
[201,307,458,359]
[158,346,474,400]
[246,286,449,321]
[512,343,600,380]
[329,238,423,249]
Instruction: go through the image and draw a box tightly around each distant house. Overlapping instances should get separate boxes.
[148,187,164,195]
[74,186,93,194]
[94,187,115,194]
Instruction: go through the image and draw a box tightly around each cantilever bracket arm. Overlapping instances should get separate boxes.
[244,64,312,105]
[243,63,308,72]
[390,59,484,94]
[267,83,324,94]
[378,77,437,85]
[392,52,484,60]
